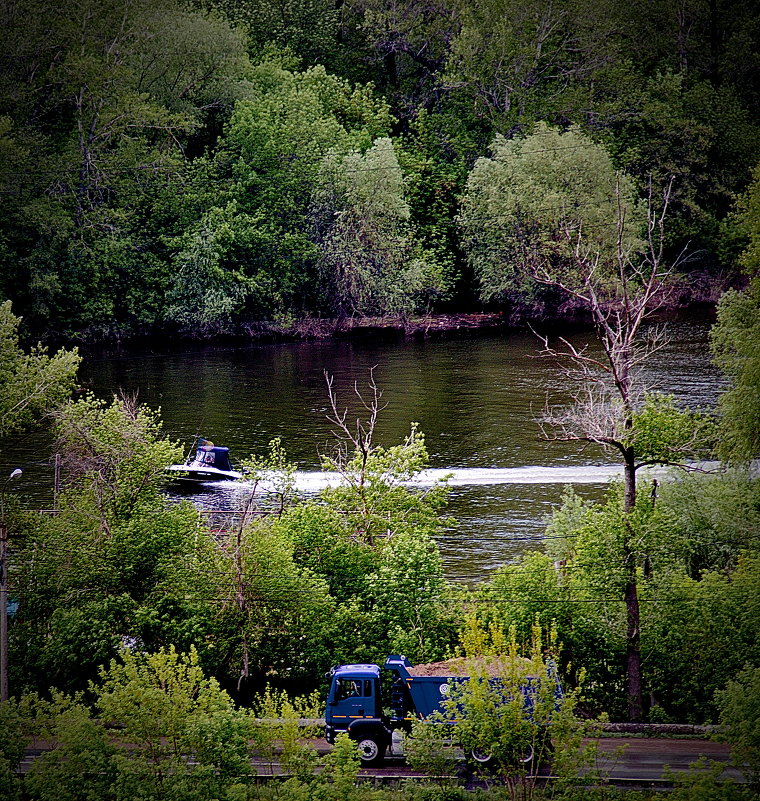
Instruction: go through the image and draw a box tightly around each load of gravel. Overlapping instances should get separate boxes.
[405,656,535,678]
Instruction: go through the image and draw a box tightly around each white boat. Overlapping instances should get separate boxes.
[166,438,244,483]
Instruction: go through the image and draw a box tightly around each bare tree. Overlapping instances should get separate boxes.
[533,179,683,505]
[530,179,695,721]
[323,368,439,549]
[324,368,386,545]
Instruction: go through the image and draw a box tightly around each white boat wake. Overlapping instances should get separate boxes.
[216,462,720,494]
[290,465,625,491]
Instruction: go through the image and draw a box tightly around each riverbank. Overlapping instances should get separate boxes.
[240,312,508,342]
[43,268,730,349]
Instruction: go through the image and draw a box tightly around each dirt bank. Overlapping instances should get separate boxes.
[241,313,507,342]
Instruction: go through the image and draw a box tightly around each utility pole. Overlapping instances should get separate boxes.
[0,468,22,702]
[54,453,61,510]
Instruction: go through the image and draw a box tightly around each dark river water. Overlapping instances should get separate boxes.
[2,314,723,582]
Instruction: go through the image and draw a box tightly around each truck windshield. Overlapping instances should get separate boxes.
[334,678,373,701]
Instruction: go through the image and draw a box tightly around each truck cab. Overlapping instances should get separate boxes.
[325,663,392,764]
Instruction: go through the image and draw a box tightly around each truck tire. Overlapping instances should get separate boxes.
[356,736,385,766]
[469,747,492,764]
[519,743,534,764]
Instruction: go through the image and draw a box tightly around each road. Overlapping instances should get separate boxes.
[249,736,743,786]
[21,736,744,786]
[588,737,741,784]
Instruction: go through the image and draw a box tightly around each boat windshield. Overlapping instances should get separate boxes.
[193,446,234,472]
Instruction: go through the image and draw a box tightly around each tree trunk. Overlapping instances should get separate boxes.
[383,51,399,88]
[624,564,643,721]
[623,449,643,721]
[623,453,636,513]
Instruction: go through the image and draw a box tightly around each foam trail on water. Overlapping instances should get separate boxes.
[412,465,623,486]
[220,462,719,494]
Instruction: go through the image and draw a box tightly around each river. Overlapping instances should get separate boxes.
[2,314,723,582]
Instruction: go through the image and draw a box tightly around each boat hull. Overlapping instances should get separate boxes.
[165,464,243,482]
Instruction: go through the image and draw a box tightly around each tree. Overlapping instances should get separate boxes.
[166,55,394,327]
[0,699,23,801]
[0,0,251,335]
[52,394,182,527]
[270,373,457,668]
[710,161,760,463]
[210,515,334,695]
[711,289,760,460]
[530,191,715,721]
[716,664,760,788]
[95,646,253,799]
[211,0,345,73]
[458,123,644,314]
[312,137,441,316]
[321,370,449,546]
[442,0,620,127]
[10,395,213,694]
[345,0,459,105]
[0,301,80,440]
[441,618,595,798]
[24,704,119,801]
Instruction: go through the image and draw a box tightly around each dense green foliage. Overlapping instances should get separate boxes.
[1,1,759,773]
[1,0,758,339]
[711,164,760,463]
[0,302,80,438]
[7,388,459,700]
[0,332,757,790]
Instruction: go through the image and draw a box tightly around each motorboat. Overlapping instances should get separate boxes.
[165,438,244,483]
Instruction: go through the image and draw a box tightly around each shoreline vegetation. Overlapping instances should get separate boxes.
[59,270,731,348]
[3,0,757,349]
[71,302,721,351]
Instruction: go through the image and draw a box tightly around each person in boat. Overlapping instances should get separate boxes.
[195,438,218,466]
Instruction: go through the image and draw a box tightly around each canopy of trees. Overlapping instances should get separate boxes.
[0,0,757,339]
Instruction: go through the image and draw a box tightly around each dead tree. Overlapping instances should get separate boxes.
[530,178,685,721]
[324,368,388,546]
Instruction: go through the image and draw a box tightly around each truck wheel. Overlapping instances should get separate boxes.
[356,736,385,766]
[469,747,492,764]
[519,743,535,764]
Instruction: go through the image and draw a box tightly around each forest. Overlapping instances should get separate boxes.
[0,0,759,340]
[0,0,760,798]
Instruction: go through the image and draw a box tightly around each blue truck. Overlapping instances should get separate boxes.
[325,654,560,765]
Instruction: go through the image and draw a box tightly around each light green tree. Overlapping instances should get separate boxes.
[0,301,80,439]
[711,161,760,463]
[95,646,253,800]
[274,373,456,667]
[716,664,760,788]
[52,394,182,525]
[459,123,643,307]
[712,286,760,465]
[443,618,596,799]
[312,137,418,316]
[320,370,450,546]
[23,703,119,801]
